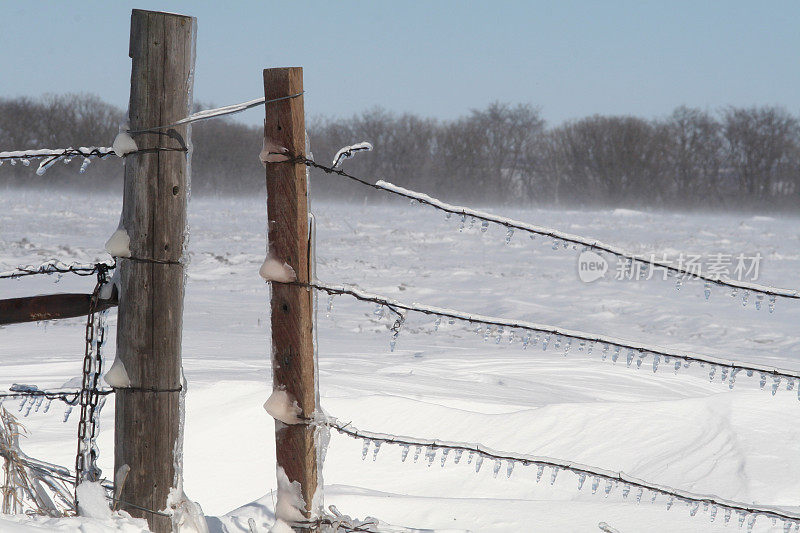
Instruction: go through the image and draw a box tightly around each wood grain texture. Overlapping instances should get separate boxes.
[264,67,320,530]
[0,293,116,325]
[115,10,195,532]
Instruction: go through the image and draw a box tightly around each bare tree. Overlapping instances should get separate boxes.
[722,106,798,199]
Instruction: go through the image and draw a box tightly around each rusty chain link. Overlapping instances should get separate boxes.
[75,264,109,487]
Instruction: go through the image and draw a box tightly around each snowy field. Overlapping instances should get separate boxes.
[1,187,799,532]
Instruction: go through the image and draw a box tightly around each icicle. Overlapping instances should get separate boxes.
[729,368,740,389]
[506,461,514,478]
[18,397,28,412]
[504,227,515,244]
[536,465,544,482]
[591,477,600,494]
[43,399,52,413]
[720,367,729,383]
[468,217,476,230]
[21,158,30,166]
[433,316,442,331]
[492,459,502,477]
[747,514,757,532]
[689,502,700,516]
[602,344,609,360]
[467,451,474,464]
[578,340,586,352]
[80,157,91,173]
[563,338,572,354]
[63,405,73,422]
[413,446,422,463]
[675,277,683,291]
[755,294,764,311]
[652,353,661,373]
[425,447,437,467]
[738,511,747,527]
[551,240,559,250]
[373,303,384,319]
[522,333,531,350]
[710,505,718,522]
[787,378,795,392]
[326,294,334,318]
[440,448,449,467]
[453,449,463,464]
[768,295,776,313]
[361,439,370,460]
[724,508,732,524]
[549,466,559,485]
[24,399,34,417]
[635,350,645,369]
[612,346,621,363]
[553,335,562,350]
[587,342,594,355]
[704,281,712,300]
[622,484,631,499]
[604,480,613,497]
[759,373,767,390]
[708,365,717,382]
[626,350,635,368]
[508,330,515,344]
[731,287,738,299]
[480,220,489,233]
[635,487,644,504]
[372,440,382,461]
[741,291,749,307]
[448,317,455,325]
[458,214,467,232]
[400,444,410,462]
[483,326,491,342]
[474,454,483,472]
[495,326,504,344]
[542,334,550,351]
[772,376,781,396]
[665,496,675,510]
[577,473,587,490]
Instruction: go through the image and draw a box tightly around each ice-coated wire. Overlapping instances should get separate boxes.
[0,260,115,280]
[296,157,799,301]
[296,280,800,382]
[0,147,115,162]
[325,417,800,526]
[127,92,304,134]
[0,388,114,405]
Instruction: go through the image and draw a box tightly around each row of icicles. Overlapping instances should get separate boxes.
[355,436,798,533]
[323,295,798,399]
[434,206,780,314]
[0,153,99,175]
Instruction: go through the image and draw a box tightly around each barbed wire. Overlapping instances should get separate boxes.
[0,147,115,163]
[0,260,115,280]
[127,91,304,134]
[295,156,799,302]
[0,387,114,405]
[324,417,800,529]
[296,280,800,389]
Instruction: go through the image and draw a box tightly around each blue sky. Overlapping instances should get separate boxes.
[1,1,798,127]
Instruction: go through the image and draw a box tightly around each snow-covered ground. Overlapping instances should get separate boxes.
[1,188,798,532]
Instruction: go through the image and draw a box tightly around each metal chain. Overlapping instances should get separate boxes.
[75,264,109,486]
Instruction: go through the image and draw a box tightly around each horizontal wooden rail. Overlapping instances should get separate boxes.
[0,293,117,325]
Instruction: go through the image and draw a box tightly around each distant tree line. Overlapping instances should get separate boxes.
[1,94,798,209]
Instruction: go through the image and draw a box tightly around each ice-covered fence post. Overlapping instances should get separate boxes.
[264,67,320,531]
[114,10,195,533]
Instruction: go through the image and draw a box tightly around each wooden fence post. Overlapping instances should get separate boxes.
[264,67,320,531]
[114,10,195,532]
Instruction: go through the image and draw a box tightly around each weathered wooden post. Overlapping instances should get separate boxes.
[263,67,320,531]
[114,10,195,532]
